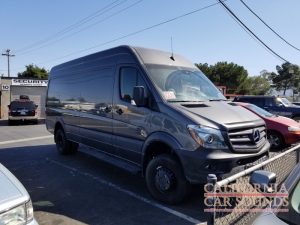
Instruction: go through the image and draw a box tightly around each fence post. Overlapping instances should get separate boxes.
[206,174,217,225]
[297,146,300,163]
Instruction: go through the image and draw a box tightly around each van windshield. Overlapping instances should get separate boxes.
[145,64,225,102]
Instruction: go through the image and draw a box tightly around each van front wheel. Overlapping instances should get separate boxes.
[55,129,78,155]
[145,154,189,204]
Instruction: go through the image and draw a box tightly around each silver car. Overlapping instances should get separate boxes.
[0,163,38,225]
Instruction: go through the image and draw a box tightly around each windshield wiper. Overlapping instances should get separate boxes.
[168,100,204,103]
[209,99,227,101]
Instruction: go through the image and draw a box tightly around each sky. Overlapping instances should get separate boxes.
[0,0,300,77]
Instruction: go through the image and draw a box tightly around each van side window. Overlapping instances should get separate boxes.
[120,67,147,102]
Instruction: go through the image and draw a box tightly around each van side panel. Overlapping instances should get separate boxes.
[79,66,115,154]
[46,48,140,156]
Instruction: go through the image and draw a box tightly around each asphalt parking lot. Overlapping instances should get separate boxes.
[0,123,207,225]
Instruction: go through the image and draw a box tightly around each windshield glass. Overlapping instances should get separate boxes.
[10,101,35,110]
[145,64,225,102]
[247,104,274,117]
[278,97,292,107]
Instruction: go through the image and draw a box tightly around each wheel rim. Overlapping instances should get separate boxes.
[269,134,280,147]
[154,166,176,192]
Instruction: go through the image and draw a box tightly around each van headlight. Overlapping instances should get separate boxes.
[187,125,228,149]
[0,200,34,225]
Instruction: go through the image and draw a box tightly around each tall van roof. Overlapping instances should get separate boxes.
[50,45,196,74]
[132,46,196,68]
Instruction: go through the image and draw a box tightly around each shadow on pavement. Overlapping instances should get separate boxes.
[0,144,206,225]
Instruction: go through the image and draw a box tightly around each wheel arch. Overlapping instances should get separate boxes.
[54,121,64,135]
[141,132,184,176]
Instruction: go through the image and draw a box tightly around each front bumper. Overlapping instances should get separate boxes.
[177,141,270,184]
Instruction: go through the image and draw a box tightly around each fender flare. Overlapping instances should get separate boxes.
[141,132,184,174]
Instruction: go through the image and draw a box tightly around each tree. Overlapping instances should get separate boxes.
[237,74,271,95]
[196,61,248,93]
[18,64,48,79]
[269,62,300,95]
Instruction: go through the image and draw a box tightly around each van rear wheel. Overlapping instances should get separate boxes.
[55,129,78,155]
[145,154,189,204]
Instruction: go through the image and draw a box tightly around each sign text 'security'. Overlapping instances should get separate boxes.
[11,79,48,87]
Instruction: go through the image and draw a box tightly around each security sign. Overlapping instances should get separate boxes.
[11,79,48,87]
[1,84,10,91]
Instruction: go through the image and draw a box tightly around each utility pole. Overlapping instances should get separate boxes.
[2,49,15,77]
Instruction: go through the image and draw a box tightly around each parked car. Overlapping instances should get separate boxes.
[252,162,300,225]
[0,163,38,225]
[235,102,300,149]
[8,99,38,125]
[233,96,300,122]
[46,45,270,204]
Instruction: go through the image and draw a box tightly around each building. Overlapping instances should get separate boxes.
[0,77,48,119]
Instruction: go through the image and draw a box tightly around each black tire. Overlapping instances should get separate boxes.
[267,131,284,150]
[8,120,13,126]
[55,129,78,155]
[145,154,190,204]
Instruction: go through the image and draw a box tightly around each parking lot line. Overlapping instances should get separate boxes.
[47,158,205,225]
[0,135,53,145]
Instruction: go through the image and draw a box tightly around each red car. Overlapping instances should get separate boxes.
[235,102,300,149]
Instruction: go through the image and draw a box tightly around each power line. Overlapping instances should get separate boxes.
[18,0,143,56]
[38,1,227,66]
[217,0,289,63]
[15,0,128,54]
[240,0,300,52]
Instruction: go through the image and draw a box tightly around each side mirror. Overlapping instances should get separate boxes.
[250,170,276,192]
[35,104,38,108]
[133,86,146,107]
[7,105,10,109]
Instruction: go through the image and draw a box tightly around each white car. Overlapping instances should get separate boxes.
[0,163,38,225]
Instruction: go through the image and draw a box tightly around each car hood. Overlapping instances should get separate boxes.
[0,164,30,213]
[288,104,300,109]
[266,116,300,127]
[174,101,264,130]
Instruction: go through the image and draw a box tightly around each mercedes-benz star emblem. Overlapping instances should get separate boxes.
[252,129,260,143]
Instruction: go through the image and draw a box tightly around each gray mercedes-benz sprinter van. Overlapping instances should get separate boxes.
[46,46,270,204]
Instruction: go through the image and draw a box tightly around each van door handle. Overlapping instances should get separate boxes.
[116,108,123,115]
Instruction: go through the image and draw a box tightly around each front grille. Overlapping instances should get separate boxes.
[228,125,267,152]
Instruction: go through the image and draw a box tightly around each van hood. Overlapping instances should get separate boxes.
[174,101,264,130]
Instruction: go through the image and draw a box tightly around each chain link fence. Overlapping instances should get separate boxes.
[205,144,300,225]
